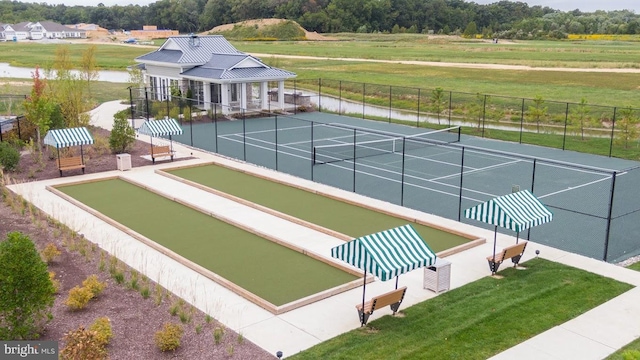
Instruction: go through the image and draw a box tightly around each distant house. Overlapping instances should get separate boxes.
[0,24,16,41]
[8,21,86,40]
[135,35,296,115]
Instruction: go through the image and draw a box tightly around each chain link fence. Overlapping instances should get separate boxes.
[130,88,638,263]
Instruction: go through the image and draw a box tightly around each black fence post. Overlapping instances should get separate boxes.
[562,103,569,150]
[129,87,135,128]
[457,147,465,222]
[144,87,150,122]
[388,86,392,123]
[275,115,279,171]
[401,137,406,206]
[294,80,297,115]
[339,81,342,115]
[17,116,21,141]
[527,158,538,240]
[482,94,487,138]
[417,88,421,128]
[520,98,525,144]
[310,121,314,181]
[362,83,366,119]
[448,91,452,125]
[189,113,193,146]
[214,104,218,153]
[242,110,246,161]
[603,172,617,261]
[609,107,617,157]
[318,78,322,112]
[353,129,357,192]
[166,96,170,119]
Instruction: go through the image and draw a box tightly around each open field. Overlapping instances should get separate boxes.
[2,38,640,106]
[290,258,632,360]
[0,78,130,104]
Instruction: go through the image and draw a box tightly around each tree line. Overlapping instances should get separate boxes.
[1,0,639,39]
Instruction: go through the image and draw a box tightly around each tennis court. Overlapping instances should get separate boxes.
[171,112,640,262]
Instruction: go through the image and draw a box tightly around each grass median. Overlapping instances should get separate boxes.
[289,258,633,360]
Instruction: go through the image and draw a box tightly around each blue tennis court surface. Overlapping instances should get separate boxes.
[170,112,640,263]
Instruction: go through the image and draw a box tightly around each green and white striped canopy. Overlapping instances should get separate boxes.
[137,118,183,136]
[331,224,436,281]
[43,127,94,148]
[464,190,553,232]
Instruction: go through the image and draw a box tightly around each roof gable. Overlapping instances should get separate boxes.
[139,35,242,65]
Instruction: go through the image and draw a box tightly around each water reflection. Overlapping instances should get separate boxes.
[0,63,130,83]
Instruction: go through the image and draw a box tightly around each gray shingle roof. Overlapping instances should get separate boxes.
[136,50,183,63]
[39,21,82,32]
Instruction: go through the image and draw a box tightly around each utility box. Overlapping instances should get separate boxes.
[423,258,451,293]
[116,153,131,171]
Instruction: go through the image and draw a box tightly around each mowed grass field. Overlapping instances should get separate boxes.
[57,178,359,306]
[166,164,471,252]
[1,36,639,106]
[290,258,632,360]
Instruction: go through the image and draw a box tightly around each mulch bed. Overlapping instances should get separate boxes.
[1,128,275,359]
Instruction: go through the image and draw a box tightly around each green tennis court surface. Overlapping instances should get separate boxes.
[56,179,358,306]
[166,164,471,252]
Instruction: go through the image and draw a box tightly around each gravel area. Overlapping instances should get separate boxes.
[1,128,275,359]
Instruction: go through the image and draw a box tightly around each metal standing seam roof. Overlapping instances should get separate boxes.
[136,35,242,65]
[43,127,94,148]
[181,67,296,81]
[464,190,553,232]
[137,118,183,137]
[331,224,437,281]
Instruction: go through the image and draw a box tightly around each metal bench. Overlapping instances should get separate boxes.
[356,286,407,326]
[487,241,528,275]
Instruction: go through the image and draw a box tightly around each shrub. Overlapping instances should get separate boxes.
[213,326,224,345]
[82,275,106,297]
[108,112,135,154]
[65,286,94,310]
[49,272,61,294]
[41,243,61,263]
[89,317,112,347]
[0,142,20,172]
[0,232,55,340]
[154,323,184,352]
[60,327,107,360]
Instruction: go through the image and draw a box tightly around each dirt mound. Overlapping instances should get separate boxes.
[203,18,336,41]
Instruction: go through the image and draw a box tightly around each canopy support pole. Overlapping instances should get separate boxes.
[361,257,367,327]
[56,147,61,176]
[516,231,520,244]
[492,225,498,262]
[395,276,399,290]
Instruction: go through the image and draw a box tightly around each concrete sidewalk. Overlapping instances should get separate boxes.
[8,101,639,359]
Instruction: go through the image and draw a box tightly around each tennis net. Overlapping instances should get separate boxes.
[313,126,461,165]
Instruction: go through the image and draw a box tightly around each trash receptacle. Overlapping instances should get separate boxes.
[423,258,451,293]
[116,153,131,171]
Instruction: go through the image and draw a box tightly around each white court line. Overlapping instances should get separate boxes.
[219,134,492,202]
[220,133,615,203]
[537,174,622,199]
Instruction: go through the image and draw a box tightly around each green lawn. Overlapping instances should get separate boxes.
[290,258,633,360]
[166,164,471,252]
[629,261,640,272]
[1,78,130,104]
[56,178,358,306]
[607,338,640,359]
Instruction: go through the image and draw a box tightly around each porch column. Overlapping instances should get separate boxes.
[203,81,211,108]
[278,81,285,110]
[240,83,247,110]
[260,82,268,110]
[221,83,230,115]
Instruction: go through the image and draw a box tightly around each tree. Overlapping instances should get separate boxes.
[109,110,136,154]
[430,87,446,125]
[569,98,591,140]
[615,108,639,149]
[80,45,99,100]
[51,46,92,128]
[463,21,478,38]
[0,232,55,340]
[527,95,548,133]
[22,67,54,147]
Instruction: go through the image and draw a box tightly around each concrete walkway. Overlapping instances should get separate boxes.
[8,101,640,359]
